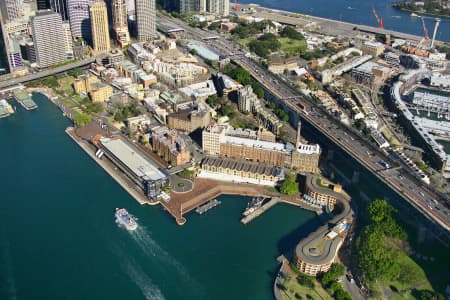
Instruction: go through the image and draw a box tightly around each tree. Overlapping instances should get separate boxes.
[68,67,82,77]
[208,21,221,30]
[189,48,198,56]
[74,113,92,127]
[227,67,251,85]
[280,174,299,195]
[367,199,407,239]
[206,95,220,108]
[251,82,265,99]
[280,26,305,40]
[413,290,445,300]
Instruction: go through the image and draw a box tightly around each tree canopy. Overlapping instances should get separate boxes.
[248,33,281,58]
[280,26,305,40]
[355,199,407,283]
[74,113,92,127]
[226,66,252,85]
[280,174,299,195]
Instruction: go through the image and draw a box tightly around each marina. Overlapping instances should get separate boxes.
[241,197,280,224]
[195,199,222,215]
[242,197,266,216]
[13,89,38,110]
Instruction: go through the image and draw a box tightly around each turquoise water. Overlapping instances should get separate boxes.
[240,0,450,42]
[0,93,320,299]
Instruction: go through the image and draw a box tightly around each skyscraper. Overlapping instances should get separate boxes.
[89,1,110,53]
[36,0,51,10]
[67,0,91,41]
[112,0,130,47]
[0,21,10,74]
[31,10,66,68]
[0,0,20,21]
[135,0,156,42]
[51,0,69,20]
[179,0,199,14]
[62,21,74,58]
[206,0,229,16]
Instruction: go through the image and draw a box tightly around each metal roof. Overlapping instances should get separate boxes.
[100,137,167,181]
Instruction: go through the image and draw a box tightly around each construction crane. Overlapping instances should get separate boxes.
[421,17,430,40]
[372,5,384,29]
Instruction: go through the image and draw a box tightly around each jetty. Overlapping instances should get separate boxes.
[13,89,37,110]
[195,199,221,215]
[0,99,14,118]
[241,197,280,224]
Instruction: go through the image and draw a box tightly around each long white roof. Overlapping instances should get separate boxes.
[100,137,167,181]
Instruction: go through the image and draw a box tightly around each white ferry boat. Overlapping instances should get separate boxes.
[115,208,138,231]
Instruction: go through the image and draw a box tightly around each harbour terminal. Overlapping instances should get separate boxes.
[0,0,450,299]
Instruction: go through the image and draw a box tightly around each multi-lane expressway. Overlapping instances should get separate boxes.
[159,15,450,234]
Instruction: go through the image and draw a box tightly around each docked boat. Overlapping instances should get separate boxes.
[115,208,138,231]
[242,197,265,217]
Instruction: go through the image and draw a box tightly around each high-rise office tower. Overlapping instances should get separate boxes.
[37,0,69,20]
[135,0,156,42]
[0,0,20,21]
[112,0,130,47]
[199,0,206,12]
[67,0,91,41]
[112,0,127,26]
[31,10,66,68]
[62,21,74,58]
[179,0,199,13]
[0,20,10,74]
[89,1,110,53]
[51,0,69,20]
[206,0,229,16]
[36,0,51,10]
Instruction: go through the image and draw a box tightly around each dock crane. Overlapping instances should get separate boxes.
[372,5,384,29]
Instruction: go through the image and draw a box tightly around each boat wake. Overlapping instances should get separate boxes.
[124,259,165,300]
[113,245,165,300]
[129,227,204,296]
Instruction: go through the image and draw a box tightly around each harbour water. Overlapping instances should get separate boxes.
[240,0,450,42]
[0,93,322,299]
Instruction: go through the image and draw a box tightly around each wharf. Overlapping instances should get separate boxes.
[65,127,150,206]
[195,199,221,215]
[241,197,280,224]
[13,90,37,110]
[245,4,429,42]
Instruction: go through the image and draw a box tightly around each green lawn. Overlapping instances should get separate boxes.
[282,275,332,300]
[381,249,429,292]
[279,37,307,55]
[380,125,401,148]
[57,76,75,93]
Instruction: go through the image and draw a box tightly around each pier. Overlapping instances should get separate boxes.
[195,199,222,215]
[241,197,280,224]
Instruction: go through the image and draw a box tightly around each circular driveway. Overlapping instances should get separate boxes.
[170,175,193,193]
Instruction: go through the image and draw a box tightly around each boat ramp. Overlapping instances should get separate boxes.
[195,199,221,215]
